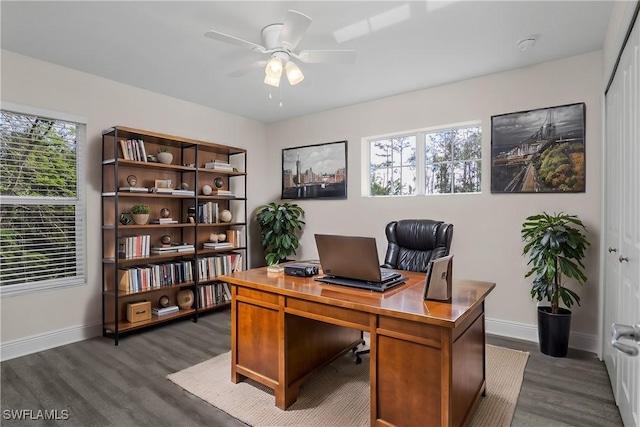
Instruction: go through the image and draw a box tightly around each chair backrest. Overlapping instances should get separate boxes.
[382,219,454,272]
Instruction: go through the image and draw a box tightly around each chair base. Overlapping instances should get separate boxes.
[354,348,370,364]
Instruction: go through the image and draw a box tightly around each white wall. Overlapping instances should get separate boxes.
[265,51,604,352]
[0,46,606,358]
[0,50,268,360]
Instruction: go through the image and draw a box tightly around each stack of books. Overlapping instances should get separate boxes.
[151,218,179,224]
[204,160,234,171]
[150,246,178,254]
[203,241,233,250]
[152,305,180,317]
[172,242,195,252]
[119,186,149,193]
[210,189,236,197]
[172,189,195,196]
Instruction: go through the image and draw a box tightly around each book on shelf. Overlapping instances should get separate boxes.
[119,186,149,193]
[226,229,242,247]
[119,139,148,162]
[118,235,150,259]
[154,188,174,194]
[172,189,195,196]
[150,246,178,254]
[203,161,233,171]
[203,242,233,249]
[210,189,236,197]
[150,218,178,224]
[171,242,195,252]
[152,305,180,316]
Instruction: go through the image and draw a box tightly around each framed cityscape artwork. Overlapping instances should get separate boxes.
[282,141,347,199]
[491,102,586,193]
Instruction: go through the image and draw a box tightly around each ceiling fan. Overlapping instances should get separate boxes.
[204,10,356,87]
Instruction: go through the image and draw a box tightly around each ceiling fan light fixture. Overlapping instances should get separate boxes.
[264,73,281,87]
[265,56,283,78]
[285,61,304,85]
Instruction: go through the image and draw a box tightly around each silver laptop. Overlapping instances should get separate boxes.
[314,234,406,291]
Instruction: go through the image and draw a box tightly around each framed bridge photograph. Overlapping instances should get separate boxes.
[282,140,347,199]
[490,102,586,193]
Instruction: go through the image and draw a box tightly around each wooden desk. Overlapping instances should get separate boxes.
[221,268,494,427]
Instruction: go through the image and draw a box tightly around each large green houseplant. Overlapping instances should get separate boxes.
[256,202,305,266]
[521,212,589,357]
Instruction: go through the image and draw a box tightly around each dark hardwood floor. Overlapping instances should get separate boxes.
[1,309,622,426]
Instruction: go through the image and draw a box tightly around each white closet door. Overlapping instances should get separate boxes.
[604,13,640,427]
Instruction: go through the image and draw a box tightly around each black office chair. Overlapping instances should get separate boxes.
[354,219,454,363]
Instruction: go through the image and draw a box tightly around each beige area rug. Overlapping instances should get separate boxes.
[168,345,529,427]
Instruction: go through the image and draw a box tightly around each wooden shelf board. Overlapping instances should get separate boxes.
[104,308,196,333]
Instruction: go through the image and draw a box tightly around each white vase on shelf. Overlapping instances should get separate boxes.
[157,152,173,164]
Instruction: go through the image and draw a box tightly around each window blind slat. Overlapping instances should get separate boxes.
[1,109,86,294]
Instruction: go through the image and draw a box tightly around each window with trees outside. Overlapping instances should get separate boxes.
[0,107,86,297]
[368,124,481,196]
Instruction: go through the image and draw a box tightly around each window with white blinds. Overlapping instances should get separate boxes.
[0,107,86,297]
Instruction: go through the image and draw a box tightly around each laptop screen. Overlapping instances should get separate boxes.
[314,234,384,282]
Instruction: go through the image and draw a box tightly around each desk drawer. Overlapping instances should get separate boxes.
[236,286,279,305]
[287,298,369,329]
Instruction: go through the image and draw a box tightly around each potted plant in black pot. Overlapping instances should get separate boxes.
[256,202,305,267]
[521,212,590,357]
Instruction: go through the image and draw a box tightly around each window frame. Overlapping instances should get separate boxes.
[363,121,482,197]
[0,102,87,297]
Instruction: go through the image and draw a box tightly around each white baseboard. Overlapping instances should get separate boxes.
[0,322,102,362]
[0,317,601,362]
[486,317,600,355]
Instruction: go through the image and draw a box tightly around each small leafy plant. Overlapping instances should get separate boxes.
[256,202,305,266]
[131,204,150,215]
[521,212,590,314]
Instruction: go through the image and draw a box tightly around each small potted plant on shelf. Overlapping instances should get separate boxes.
[130,204,150,225]
[521,212,590,357]
[256,202,305,268]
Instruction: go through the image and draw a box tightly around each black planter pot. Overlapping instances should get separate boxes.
[537,306,572,357]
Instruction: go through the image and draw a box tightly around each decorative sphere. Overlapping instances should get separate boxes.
[161,234,172,245]
[214,177,224,188]
[180,182,189,190]
[202,185,212,195]
[126,175,137,186]
[209,233,218,243]
[219,209,232,222]
[218,233,226,242]
[160,208,170,218]
[159,295,170,308]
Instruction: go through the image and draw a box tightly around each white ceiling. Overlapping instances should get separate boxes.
[1,1,613,124]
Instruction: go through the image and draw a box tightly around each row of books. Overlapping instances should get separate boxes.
[118,260,194,292]
[198,282,231,308]
[118,235,150,259]
[226,229,243,247]
[197,253,243,281]
[119,139,148,162]
[189,202,220,224]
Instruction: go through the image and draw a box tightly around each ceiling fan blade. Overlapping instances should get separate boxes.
[227,61,267,77]
[278,10,312,51]
[296,50,356,64]
[205,30,266,53]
